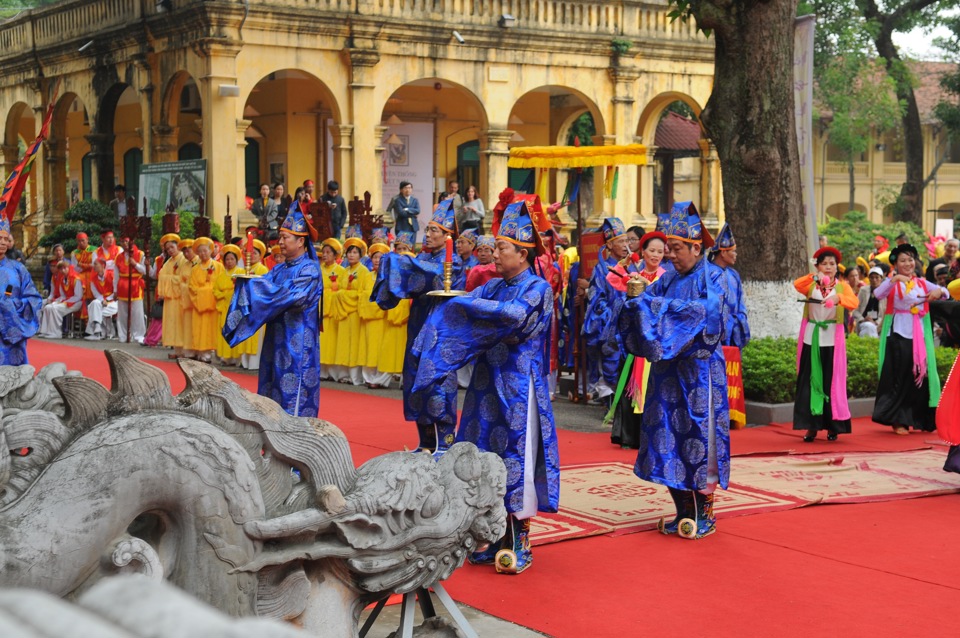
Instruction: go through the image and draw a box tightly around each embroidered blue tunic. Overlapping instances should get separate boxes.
[371,249,465,427]
[223,253,323,418]
[716,263,750,348]
[411,268,560,515]
[617,256,731,491]
[0,257,42,365]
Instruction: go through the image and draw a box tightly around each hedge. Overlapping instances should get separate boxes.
[741,335,959,404]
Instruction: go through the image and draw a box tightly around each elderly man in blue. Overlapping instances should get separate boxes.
[710,223,750,348]
[223,207,323,418]
[371,200,465,454]
[617,201,730,540]
[411,201,559,575]
[582,217,637,402]
[0,215,42,365]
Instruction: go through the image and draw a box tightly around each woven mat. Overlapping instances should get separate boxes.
[533,449,958,545]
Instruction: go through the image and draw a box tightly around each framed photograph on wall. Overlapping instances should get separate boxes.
[268,154,286,186]
[388,135,409,167]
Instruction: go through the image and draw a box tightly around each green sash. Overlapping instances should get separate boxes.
[809,319,836,416]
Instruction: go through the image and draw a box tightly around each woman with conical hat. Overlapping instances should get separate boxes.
[617,201,729,540]
[0,214,42,363]
[371,199,465,455]
[318,237,347,382]
[410,200,559,574]
[223,206,323,418]
[871,242,948,435]
[332,234,372,386]
[793,245,858,443]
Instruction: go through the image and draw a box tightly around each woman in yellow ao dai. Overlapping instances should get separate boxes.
[213,245,245,365]
[319,238,347,381]
[332,237,372,386]
[188,237,224,362]
[359,242,391,388]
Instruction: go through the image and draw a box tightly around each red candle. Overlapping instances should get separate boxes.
[445,236,453,263]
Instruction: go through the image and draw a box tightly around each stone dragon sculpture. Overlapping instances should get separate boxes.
[0,351,506,637]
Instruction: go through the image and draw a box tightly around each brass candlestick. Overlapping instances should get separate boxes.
[426,261,468,297]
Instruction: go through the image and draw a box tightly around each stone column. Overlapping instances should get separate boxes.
[329,124,354,203]
[346,48,380,202]
[151,125,179,163]
[44,135,68,223]
[236,118,252,230]
[480,129,512,215]
[372,124,388,215]
[195,39,243,232]
[638,144,659,226]
[608,66,641,226]
[699,139,721,228]
[85,132,116,202]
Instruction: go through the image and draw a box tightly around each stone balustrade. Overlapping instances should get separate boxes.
[0,0,705,62]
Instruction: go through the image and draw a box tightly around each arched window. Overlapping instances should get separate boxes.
[178,142,201,161]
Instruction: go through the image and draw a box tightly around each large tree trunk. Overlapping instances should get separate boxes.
[694,0,807,337]
[861,0,938,227]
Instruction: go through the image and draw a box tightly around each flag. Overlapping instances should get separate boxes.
[0,81,60,223]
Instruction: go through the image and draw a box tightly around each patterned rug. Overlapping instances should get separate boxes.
[532,449,959,545]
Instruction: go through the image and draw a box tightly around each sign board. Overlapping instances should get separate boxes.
[579,231,606,280]
[138,159,207,218]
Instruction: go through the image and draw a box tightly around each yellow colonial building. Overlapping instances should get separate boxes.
[814,61,960,235]
[0,0,722,251]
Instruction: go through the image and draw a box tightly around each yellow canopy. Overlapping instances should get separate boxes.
[508,144,648,169]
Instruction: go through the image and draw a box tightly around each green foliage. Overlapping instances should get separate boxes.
[742,337,798,404]
[660,100,697,122]
[845,335,880,398]
[742,335,959,404]
[818,211,926,269]
[665,0,711,37]
[148,209,223,256]
[38,200,116,253]
[610,39,632,56]
[566,112,596,180]
[816,53,903,170]
[934,18,960,144]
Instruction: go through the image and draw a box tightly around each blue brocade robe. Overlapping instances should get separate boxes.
[223,253,323,418]
[617,257,731,491]
[716,263,750,348]
[558,261,579,369]
[582,251,625,387]
[371,249,465,427]
[0,257,42,365]
[411,268,560,515]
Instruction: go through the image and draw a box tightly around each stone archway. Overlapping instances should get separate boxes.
[242,69,342,203]
[157,71,203,164]
[636,93,717,228]
[49,92,91,221]
[92,83,142,204]
[508,86,606,228]
[378,77,488,236]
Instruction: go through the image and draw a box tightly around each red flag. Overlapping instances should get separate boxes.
[0,81,60,223]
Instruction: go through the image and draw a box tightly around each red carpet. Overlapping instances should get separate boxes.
[23,341,959,635]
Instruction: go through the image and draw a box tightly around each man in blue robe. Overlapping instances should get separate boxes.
[582,217,635,402]
[223,206,323,418]
[710,223,751,349]
[0,215,42,365]
[371,200,465,454]
[411,201,559,574]
[617,201,730,540]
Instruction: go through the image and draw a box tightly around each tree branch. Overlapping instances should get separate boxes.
[922,147,950,190]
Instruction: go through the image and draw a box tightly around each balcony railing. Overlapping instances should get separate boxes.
[0,0,706,62]
[825,161,869,178]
